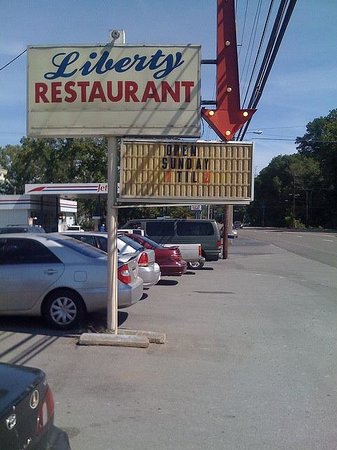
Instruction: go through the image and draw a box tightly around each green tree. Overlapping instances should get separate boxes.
[6,137,108,194]
[287,155,322,227]
[1,137,108,226]
[252,154,294,226]
[296,109,337,227]
[248,153,322,227]
[0,144,21,194]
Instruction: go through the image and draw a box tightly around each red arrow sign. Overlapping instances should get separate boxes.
[201,0,255,141]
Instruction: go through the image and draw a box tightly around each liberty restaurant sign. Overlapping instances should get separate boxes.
[27,45,201,137]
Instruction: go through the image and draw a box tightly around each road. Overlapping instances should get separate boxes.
[239,227,337,268]
[1,228,337,449]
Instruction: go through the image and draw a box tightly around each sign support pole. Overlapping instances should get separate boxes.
[107,136,119,333]
[222,205,229,260]
[80,135,159,347]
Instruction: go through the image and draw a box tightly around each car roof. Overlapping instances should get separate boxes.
[0,233,108,262]
[0,233,51,241]
[126,233,163,249]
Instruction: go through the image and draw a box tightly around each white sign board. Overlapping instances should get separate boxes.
[27,45,201,138]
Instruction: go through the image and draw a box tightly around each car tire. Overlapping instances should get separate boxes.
[187,260,205,270]
[42,289,86,330]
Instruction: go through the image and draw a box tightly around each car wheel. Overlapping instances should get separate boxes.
[42,290,86,330]
[187,260,205,270]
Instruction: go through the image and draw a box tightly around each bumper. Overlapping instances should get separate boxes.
[118,277,143,308]
[139,263,161,287]
[160,260,188,276]
[204,251,219,261]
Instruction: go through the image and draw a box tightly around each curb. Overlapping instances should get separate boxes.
[78,333,149,348]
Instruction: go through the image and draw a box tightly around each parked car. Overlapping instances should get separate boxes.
[64,231,161,287]
[0,224,46,233]
[119,230,205,270]
[115,233,161,287]
[228,228,238,239]
[0,233,143,329]
[121,219,221,261]
[219,225,238,239]
[121,233,188,276]
[164,243,205,270]
[0,362,71,449]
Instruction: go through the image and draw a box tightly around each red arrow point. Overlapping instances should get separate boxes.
[201,108,256,141]
[204,0,257,141]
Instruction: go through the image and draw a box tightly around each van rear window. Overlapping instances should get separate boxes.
[147,222,174,236]
[177,222,214,236]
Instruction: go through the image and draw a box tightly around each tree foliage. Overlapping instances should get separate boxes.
[247,109,337,228]
[1,137,108,194]
[1,109,337,229]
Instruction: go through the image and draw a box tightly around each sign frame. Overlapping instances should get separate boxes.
[119,139,254,205]
[27,44,201,138]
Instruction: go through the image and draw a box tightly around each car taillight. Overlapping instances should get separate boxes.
[198,244,202,256]
[138,251,149,267]
[118,264,132,284]
[216,240,222,250]
[37,386,54,434]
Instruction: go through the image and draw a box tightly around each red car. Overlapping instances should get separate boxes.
[120,233,187,276]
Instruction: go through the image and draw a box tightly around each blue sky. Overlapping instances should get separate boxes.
[0,0,336,173]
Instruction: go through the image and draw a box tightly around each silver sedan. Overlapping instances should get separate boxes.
[0,233,143,329]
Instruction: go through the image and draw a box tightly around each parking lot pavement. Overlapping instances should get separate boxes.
[1,236,337,449]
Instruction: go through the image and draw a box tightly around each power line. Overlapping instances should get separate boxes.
[0,49,27,72]
[237,0,297,140]
[241,0,275,106]
[248,137,337,143]
[239,0,263,97]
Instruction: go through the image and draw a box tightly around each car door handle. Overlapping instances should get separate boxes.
[44,269,58,275]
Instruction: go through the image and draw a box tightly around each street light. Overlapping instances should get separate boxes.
[246,130,263,135]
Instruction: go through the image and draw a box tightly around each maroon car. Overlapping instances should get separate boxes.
[121,233,187,276]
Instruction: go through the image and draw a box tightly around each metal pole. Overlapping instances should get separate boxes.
[107,137,118,333]
[222,205,229,259]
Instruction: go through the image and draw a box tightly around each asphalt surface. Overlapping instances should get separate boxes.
[1,229,337,449]
[240,227,337,268]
